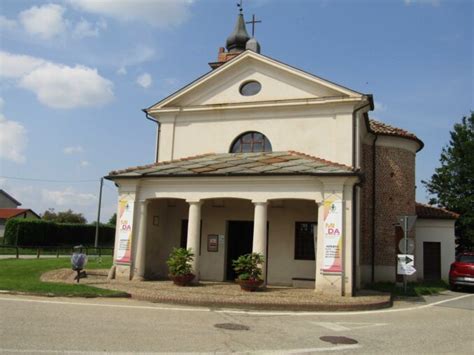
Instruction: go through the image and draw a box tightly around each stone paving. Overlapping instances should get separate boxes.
[41,269,392,311]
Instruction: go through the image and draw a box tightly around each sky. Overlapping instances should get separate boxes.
[0,0,472,223]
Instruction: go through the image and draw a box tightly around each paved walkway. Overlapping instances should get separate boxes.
[41,269,391,311]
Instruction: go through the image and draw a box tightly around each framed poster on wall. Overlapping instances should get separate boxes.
[207,234,219,252]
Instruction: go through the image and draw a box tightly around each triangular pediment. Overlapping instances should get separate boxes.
[148,51,364,111]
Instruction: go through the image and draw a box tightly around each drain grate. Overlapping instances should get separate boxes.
[214,323,250,331]
[319,336,358,345]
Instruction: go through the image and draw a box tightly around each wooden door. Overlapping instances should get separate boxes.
[423,242,441,280]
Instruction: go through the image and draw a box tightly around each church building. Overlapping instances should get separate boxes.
[106,13,457,296]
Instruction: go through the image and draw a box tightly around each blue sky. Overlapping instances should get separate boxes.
[0,0,472,222]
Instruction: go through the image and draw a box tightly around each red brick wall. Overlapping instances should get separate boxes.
[360,141,416,271]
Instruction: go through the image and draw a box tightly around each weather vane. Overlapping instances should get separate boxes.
[237,0,243,13]
[246,14,262,37]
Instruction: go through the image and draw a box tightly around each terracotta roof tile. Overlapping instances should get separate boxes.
[0,208,37,219]
[368,119,423,149]
[416,202,459,220]
[107,151,355,178]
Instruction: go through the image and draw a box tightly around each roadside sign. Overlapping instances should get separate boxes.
[398,238,415,254]
[397,254,416,275]
[397,216,417,233]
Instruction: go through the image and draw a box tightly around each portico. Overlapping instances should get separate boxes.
[108,152,359,296]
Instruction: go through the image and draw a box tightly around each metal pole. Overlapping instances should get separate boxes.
[404,216,408,293]
[94,177,104,248]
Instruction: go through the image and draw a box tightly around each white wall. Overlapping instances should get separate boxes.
[157,104,355,166]
[0,194,20,208]
[415,219,456,282]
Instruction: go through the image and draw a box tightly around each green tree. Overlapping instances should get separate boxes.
[422,113,474,251]
[108,213,117,226]
[42,208,87,224]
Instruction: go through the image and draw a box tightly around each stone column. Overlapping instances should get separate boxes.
[252,201,268,282]
[133,200,148,281]
[186,200,202,282]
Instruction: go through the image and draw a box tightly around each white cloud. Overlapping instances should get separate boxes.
[64,145,84,154]
[0,15,17,31]
[0,51,114,109]
[404,0,441,6]
[136,73,152,88]
[374,102,387,113]
[19,63,114,109]
[41,187,97,206]
[116,67,127,75]
[19,3,67,40]
[118,45,156,74]
[0,52,45,79]
[69,0,194,28]
[0,99,27,164]
[79,160,90,167]
[72,18,107,38]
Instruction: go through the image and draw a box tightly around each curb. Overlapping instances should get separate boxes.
[0,290,131,299]
[129,293,393,312]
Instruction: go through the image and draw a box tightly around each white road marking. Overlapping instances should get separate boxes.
[311,321,388,331]
[0,344,362,354]
[0,293,472,317]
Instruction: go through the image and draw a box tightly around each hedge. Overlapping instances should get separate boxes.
[4,218,115,247]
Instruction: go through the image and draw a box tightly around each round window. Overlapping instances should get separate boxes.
[239,81,261,96]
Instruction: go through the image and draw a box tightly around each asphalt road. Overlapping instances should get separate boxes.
[0,291,472,354]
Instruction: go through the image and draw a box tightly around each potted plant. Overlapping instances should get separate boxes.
[232,252,264,291]
[166,247,195,286]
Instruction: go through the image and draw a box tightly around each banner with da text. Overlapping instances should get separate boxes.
[322,200,343,273]
[115,199,134,264]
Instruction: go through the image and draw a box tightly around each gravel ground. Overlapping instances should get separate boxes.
[41,268,392,311]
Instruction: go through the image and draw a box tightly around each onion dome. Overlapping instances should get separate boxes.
[226,14,250,53]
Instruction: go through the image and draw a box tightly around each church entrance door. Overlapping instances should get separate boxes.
[226,221,254,281]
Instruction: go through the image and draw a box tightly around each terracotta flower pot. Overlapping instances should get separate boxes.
[169,273,195,286]
[236,278,264,292]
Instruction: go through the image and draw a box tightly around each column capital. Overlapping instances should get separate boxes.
[186,199,202,206]
[252,200,268,205]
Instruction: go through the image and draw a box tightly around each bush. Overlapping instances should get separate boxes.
[232,253,264,281]
[166,248,194,276]
[4,218,115,247]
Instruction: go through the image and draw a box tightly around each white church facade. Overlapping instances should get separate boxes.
[106,14,457,296]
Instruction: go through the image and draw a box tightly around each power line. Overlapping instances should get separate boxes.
[0,175,100,183]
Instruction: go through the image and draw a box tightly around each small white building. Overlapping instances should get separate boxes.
[106,14,457,295]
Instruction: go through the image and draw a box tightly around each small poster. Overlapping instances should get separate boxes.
[207,235,219,252]
[116,199,134,264]
[322,199,343,273]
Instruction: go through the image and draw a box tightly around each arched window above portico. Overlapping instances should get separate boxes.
[230,131,272,153]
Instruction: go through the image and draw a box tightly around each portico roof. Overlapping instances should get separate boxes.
[107,151,356,179]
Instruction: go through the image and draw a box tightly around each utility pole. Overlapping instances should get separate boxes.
[94,177,104,248]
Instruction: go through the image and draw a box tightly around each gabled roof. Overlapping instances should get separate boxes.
[416,203,459,220]
[0,189,21,206]
[107,151,356,179]
[367,118,424,151]
[0,208,40,219]
[146,50,368,111]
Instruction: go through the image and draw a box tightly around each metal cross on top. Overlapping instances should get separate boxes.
[237,0,243,13]
[246,14,262,37]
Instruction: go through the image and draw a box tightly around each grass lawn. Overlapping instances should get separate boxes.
[367,280,449,297]
[0,257,126,297]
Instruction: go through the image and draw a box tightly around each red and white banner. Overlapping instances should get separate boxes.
[115,199,134,264]
[322,199,343,273]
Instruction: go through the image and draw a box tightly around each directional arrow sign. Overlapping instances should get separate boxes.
[397,254,416,275]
